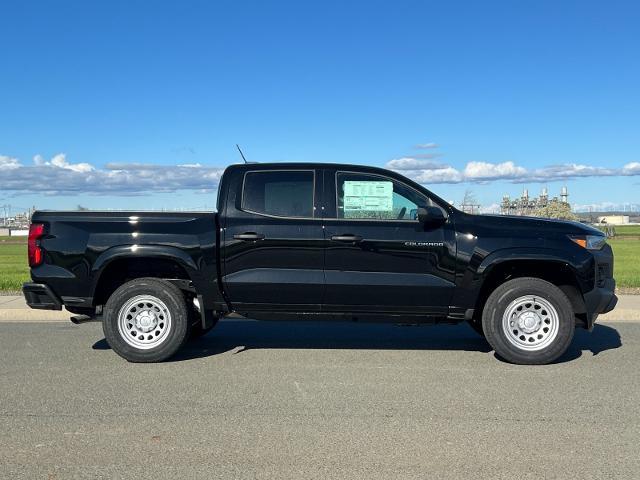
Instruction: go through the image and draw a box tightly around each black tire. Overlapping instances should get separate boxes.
[102,278,191,362]
[482,277,575,365]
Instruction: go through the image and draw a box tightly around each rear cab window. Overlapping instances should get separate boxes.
[242,170,315,218]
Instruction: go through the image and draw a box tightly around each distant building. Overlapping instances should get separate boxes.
[597,215,630,225]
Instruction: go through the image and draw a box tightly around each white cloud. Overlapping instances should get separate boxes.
[415,142,439,149]
[2,153,225,196]
[385,157,640,185]
[0,155,21,170]
[410,166,464,184]
[33,153,95,173]
[622,162,640,175]
[525,163,616,182]
[386,157,445,170]
[386,157,464,183]
[4,151,640,197]
[464,161,527,181]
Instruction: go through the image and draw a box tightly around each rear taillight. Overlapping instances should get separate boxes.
[28,223,45,267]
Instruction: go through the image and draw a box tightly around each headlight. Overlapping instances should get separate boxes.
[568,234,607,250]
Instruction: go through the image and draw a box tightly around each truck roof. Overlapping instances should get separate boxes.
[225,162,395,173]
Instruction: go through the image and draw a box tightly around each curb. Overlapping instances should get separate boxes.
[0,309,71,322]
[599,309,640,322]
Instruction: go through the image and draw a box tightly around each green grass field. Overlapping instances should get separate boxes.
[617,225,640,236]
[1,235,639,292]
[0,238,29,292]
[608,239,640,288]
[597,224,640,237]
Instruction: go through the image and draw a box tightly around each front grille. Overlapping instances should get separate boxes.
[596,263,610,287]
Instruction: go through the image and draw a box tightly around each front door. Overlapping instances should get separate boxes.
[220,168,324,311]
[322,169,456,315]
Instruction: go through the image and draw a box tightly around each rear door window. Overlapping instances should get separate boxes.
[242,170,315,218]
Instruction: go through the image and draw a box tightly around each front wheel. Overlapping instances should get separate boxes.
[482,277,575,365]
[103,278,191,362]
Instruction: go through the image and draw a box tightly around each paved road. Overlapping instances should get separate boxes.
[1,319,638,479]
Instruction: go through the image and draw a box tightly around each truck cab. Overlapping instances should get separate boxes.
[218,164,455,319]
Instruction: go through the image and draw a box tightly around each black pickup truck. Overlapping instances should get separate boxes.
[23,162,617,364]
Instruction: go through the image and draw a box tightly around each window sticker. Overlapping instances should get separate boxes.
[343,180,393,212]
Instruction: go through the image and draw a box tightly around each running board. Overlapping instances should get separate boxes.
[70,315,102,325]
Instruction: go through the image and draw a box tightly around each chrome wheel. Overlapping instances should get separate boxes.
[502,295,559,351]
[117,295,172,350]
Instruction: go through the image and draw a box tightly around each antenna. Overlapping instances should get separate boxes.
[236,144,248,164]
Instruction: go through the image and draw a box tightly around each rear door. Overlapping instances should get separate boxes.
[322,168,456,315]
[220,167,325,312]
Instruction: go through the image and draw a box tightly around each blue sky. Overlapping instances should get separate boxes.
[1,0,639,213]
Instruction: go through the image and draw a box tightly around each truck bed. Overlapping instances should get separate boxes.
[27,210,223,314]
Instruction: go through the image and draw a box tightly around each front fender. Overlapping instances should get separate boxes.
[451,246,595,312]
[477,246,588,282]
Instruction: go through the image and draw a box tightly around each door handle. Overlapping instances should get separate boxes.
[331,234,363,243]
[234,232,265,241]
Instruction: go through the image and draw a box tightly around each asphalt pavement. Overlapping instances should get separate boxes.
[1,317,638,479]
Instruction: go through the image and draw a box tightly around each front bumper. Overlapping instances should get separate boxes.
[22,283,62,310]
[583,278,617,330]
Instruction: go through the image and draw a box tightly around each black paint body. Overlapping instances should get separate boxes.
[24,162,616,328]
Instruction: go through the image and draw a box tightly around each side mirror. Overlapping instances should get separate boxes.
[417,206,446,225]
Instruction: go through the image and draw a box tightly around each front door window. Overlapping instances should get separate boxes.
[336,172,428,221]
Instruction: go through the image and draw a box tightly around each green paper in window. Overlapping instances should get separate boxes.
[344,181,393,212]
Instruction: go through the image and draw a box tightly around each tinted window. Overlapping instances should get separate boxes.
[336,172,428,220]
[242,170,314,218]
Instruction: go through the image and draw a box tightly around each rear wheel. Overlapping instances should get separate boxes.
[103,278,191,362]
[482,277,574,365]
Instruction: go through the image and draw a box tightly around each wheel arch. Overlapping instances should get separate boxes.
[474,257,587,326]
[91,245,198,307]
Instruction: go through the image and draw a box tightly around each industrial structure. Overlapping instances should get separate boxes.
[0,205,35,234]
[500,187,569,216]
